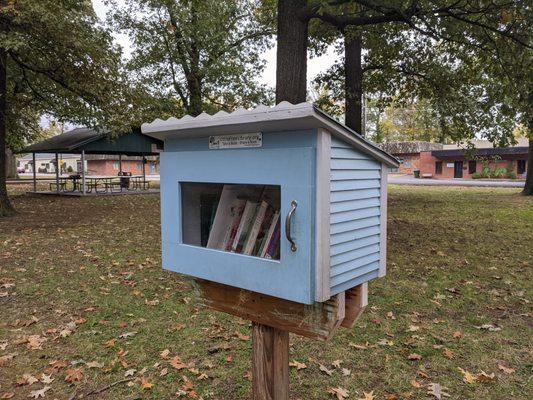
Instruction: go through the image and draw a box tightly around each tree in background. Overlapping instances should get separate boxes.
[275,0,532,194]
[0,0,138,216]
[107,0,275,117]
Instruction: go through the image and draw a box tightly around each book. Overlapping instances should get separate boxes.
[223,199,246,251]
[230,200,258,253]
[243,200,269,255]
[264,219,281,259]
[259,210,280,258]
[200,193,220,247]
[207,185,243,250]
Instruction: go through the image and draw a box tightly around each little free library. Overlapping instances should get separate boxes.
[142,102,399,397]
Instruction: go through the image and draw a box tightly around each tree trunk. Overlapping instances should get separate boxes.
[522,138,533,195]
[275,0,308,104]
[187,74,202,117]
[344,32,363,135]
[5,147,17,179]
[0,46,15,217]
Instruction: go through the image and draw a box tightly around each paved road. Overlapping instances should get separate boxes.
[388,174,525,188]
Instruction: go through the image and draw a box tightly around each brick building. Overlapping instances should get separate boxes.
[86,155,159,176]
[381,138,529,179]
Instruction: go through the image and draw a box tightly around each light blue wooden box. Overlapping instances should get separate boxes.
[142,102,398,304]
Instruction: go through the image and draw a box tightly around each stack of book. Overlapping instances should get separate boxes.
[206,185,280,259]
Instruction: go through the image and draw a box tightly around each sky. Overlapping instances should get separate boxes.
[91,0,337,89]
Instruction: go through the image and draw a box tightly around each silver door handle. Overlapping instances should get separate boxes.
[285,200,298,252]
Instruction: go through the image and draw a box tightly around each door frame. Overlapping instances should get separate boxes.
[454,161,464,178]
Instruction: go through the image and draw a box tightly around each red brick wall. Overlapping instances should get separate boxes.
[395,153,421,174]
[419,152,527,179]
[87,160,159,176]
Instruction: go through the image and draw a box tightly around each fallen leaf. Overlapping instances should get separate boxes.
[497,363,515,374]
[410,379,422,388]
[458,367,476,384]
[289,360,307,370]
[124,369,136,377]
[331,359,342,368]
[28,387,51,399]
[139,377,153,390]
[408,353,422,361]
[104,338,117,348]
[319,364,333,376]
[40,374,54,384]
[26,336,45,350]
[118,331,137,339]
[1,392,15,399]
[475,324,501,332]
[226,355,233,363]
[328,387,349,400]
[16,373,38,386]
[170,356,187,370]
[426,383,450,399]
[86,361,104,369]
[64,368,83,383]
[348,343,367,350]
[443,348,454,359]
[358,391,374,400]
[341,368,351,376]
[452,331,462,338]
[476,371,496,382]
[160,349,171,359]
[160,367,168,377]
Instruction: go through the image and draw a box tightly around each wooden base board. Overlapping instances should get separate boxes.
[341,283,368,328]
[192,279,345,341]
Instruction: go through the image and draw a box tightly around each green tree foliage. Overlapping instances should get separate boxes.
[107,0,275,117]
[307,1,531,147]
[0,0,137,216]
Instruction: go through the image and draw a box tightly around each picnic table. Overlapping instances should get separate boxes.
[52,174,149,194]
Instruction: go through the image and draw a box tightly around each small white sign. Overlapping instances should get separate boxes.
[446,163,454,168]
[209,133,262,149]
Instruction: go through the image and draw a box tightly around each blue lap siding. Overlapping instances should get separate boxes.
[329,137,382,295]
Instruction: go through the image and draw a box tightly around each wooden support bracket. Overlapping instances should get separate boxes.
[192,279,345,341]
[340,283,368,328]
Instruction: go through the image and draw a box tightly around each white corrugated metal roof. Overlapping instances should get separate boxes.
[141,102,399,167]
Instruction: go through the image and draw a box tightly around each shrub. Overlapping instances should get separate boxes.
[67,166,73,172]
[471,172,482,179]
[507,170,517,179]
[492,167,507,178]
[481,166,491,178]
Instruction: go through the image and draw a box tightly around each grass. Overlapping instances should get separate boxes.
[0,184,532,399]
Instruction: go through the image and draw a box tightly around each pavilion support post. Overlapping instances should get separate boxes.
[32,152,36,192]
[252,322,289,400]
[119,154,122,174]
[142,155,146,190]
[55,152,59,194]
[81,150,86,196]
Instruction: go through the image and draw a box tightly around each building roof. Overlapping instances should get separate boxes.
[380,141,443,155]
[442,137,529,150]
[21,127,164,156]
[432,147,528,158]
[141,102,399,167]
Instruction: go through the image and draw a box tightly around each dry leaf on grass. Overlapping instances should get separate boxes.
[160,349,171,359]
[319,364,333,376]
[408,353,422,361]
[328,387,349,399]
[410,379,422,388]
[458,367,477,384]
[1,392,15,399]
[331,359,342,368]
[170,356,187,370]
[341,368,351,376]
[443,348,454,359]
[28,387,51,399]
[64,368,83,383]
[289,360,307,370]
[497,363,515,374]
[358,391,374,400]
[40,374,54,384]
[427,383,450,399]
[86,361,104,369]
[0,353,17,366]
[139,377,153,390]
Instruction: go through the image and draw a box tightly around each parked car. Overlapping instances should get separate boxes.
[17,166,26,173]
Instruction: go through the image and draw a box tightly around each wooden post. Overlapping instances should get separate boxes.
[81,150,86,195]
[55,152,59,193]
[252,323,289,400]
[119,154,122,174]
[142,155,146,189]
[32,152,36,192]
